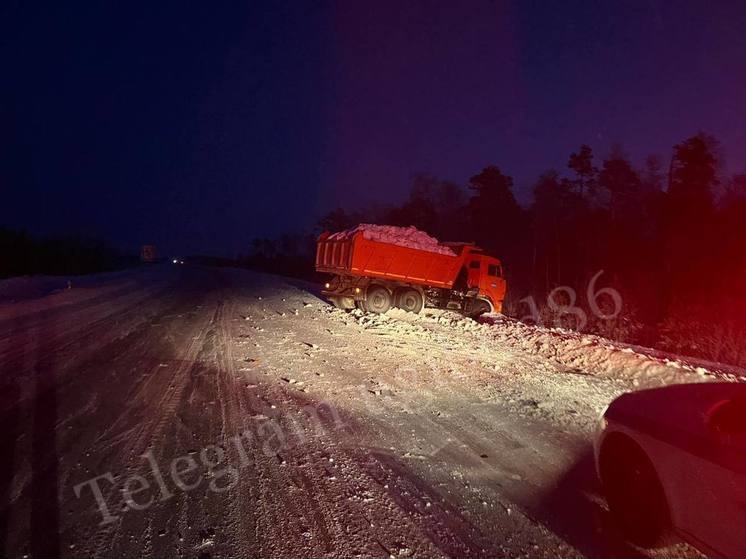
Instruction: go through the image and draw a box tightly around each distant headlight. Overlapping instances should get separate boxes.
[324,282,331,289]
[172,259,178,264]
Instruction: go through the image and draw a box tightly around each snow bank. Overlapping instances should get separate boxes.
[328,224,456,256]
[483,317,724,387]
[422,310,744,386]
[346,307,744,388]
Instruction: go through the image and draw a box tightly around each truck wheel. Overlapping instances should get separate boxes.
[468,299,491,318]
[600,435,672,548]
[365,286,392,314]
[395,288,423,314]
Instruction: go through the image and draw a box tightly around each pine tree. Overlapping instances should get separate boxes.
[567,145,598,197]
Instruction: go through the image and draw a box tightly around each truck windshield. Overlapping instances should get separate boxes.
[488,264,501,277]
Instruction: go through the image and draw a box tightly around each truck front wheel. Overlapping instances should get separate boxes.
[468,299,492,318]
[395,288,423,314]
[365,286,392,314]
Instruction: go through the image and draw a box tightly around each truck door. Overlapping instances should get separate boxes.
[481,259,506,313]
[466,259,482,292]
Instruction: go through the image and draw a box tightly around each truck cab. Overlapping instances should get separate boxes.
[462,251,506,314]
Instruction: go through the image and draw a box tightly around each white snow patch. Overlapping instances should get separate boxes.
[327,224,456,256]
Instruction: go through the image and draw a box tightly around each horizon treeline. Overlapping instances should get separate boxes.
[245,132,746,368]
[0,229,138,279]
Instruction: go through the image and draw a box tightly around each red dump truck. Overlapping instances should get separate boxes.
[315,225,506,316]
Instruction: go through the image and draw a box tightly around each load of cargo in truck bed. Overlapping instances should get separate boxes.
[325,224,456,256]
[316,224,506,316]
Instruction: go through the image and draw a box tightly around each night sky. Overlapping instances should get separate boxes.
[3,1,745,256]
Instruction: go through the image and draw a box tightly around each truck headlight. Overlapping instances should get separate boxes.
[324,282,331,289]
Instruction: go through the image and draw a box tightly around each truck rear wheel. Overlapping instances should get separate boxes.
[395,288,423,314]
[365,286,392,314]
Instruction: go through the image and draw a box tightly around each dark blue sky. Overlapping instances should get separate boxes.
[3,1,745,255]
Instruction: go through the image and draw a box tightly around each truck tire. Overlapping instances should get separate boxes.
[395,288,423,314]
[468,299,491,318]
[365,286,392,314]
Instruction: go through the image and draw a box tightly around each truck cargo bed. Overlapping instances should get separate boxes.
[316,231,463,288]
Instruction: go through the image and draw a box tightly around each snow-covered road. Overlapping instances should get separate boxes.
[0,265,712,558]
